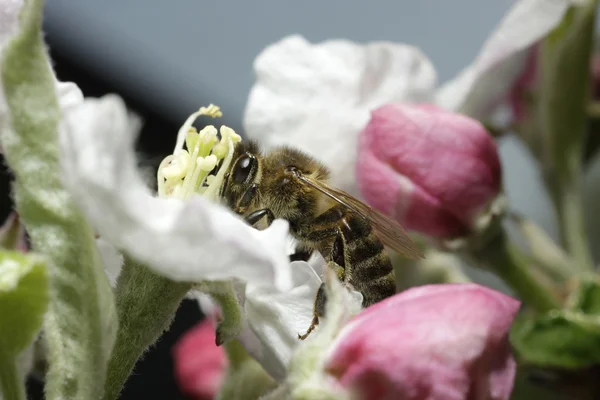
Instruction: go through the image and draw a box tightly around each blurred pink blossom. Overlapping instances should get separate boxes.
[325,284,520,400]
[173,319,227,400]
[357,103,502,239]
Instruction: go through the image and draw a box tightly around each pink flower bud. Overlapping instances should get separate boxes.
[173,319,228,400]
[357,103,502,238]
[325,284,520,400]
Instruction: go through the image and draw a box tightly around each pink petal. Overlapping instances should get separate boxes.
[173,319,228,400]
[358,103,501,238]
[325,284,520,400]
[357,144,467,238]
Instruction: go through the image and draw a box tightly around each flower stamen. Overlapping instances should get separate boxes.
[157,105,241,201]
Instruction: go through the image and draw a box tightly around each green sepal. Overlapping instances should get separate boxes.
[0,250,49,400]
[539,2,597,170]
[0,250,48,355]
[104,257,191,400]
[216,340,276,400]
[566,277,600,316]
[511,309,600,369]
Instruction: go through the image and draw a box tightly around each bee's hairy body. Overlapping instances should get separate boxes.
[220,141,396,327]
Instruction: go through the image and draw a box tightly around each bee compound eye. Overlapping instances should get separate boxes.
[233,154,255,183]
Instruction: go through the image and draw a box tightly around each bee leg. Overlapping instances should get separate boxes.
[289,247,313,262]
[244,208,274,227]
[298,282,326,340]
[298,261,345,340]
[237,183,258,210]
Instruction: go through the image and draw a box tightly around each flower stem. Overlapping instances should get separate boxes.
[0,354,26,400]
[103,258,192,400]
[469,231,560,313]
[216,340,276,400]
[550,172,595,274]
[205,282,244,346]
[536,1,597,274]
[508,212,574,283]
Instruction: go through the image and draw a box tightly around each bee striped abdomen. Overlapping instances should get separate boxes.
[340,213,396,307]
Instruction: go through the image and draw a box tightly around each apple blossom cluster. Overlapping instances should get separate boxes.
[1,0,600,400]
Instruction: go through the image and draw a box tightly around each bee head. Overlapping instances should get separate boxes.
[220,141,262,212]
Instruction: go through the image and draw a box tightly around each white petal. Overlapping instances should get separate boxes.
[95,237,123,287]
[56,81,84,111]
[0,1,24,133]
[0,0,23,50]
[307,250,326,277]
[243,35,437,195]
[188,290,219,316]
[435,0,571,118]
[243,261,322,380]
[59,95,293,291]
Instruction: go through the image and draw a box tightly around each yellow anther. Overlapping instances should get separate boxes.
[161,151,191,180]
[199,104,223,118]
[199,125,219,146]
[220,125,241,143]
[197,154,218,172]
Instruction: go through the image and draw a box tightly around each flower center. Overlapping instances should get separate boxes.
[157,105,241,201]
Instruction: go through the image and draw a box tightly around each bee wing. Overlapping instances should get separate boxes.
[297,175,424,259]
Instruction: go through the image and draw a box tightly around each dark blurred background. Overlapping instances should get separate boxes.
[2,1,600,399]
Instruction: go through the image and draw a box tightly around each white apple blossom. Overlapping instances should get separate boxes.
[244,35,436,196]
[243,0,574,195]
[436,0,573,118]
[59,95,293,290]
[193,239,363,381]
[56,83,362,380]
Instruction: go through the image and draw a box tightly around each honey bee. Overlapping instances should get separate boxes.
[219,141,423,339]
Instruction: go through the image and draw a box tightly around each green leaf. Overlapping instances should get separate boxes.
[512,364,600,400]
[0,0,118,398]
[104,258,191,400]
[567,278,600,316]
[0,251,48,353]
[511,310,600,369]
[0,250,48,400]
